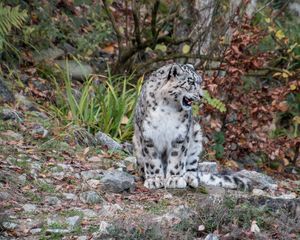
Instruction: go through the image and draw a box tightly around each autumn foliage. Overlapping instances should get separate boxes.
[201,16,300,173]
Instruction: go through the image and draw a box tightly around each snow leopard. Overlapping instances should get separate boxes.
[133,63,251,190]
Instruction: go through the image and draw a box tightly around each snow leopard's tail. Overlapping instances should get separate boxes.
[198,172,252,191]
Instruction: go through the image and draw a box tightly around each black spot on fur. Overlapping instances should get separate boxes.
[171,151,178,156]
[146,163,149,168]
[193,130,199,137]
[181,145,186,152]
[152,152,158,158]
[150,164,155,169]
[187,168,197,172]
[224,175,232,182]
[155,169,160,174]
[170,170,176,175]
[144,148,149,154]
[174,164,179,169]
[189,159,198,165]
[210,175,215,181]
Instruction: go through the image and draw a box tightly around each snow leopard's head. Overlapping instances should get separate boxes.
[159,63,203,111]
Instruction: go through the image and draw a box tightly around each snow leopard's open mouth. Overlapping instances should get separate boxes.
[182,96,193,108]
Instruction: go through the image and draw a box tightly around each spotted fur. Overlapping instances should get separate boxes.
[133,63,251,190]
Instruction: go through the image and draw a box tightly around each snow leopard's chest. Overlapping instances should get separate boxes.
[142,105,191,152]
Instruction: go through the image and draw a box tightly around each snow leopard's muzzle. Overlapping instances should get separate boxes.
[181,89,203,110]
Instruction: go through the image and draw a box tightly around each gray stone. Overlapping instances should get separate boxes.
[46,229,70,234]
[2,222,18,230]
[98,221,110,234]
[81,170,102,180]
[95,131,123,150]
[198,162,218,174]
[30,124,49,138]
[1,130,23,141]
[15,93,36,111]
[66,216,81,230]
[30,228,42,234]
[18,174,27,185]
[33,47,64,62]
[100,170,135,193]
[79,191,103,204]
[77,237,88,240]
[55,60,93,81]
[45,196,61,206]
[0,78,15,103]
[123,156,137,165]
[0,108,23,122]
[205,233,219,240]
[23,204,37,213]
[0,192,11,201]
[82,209,98,218]
[62,193,78,201]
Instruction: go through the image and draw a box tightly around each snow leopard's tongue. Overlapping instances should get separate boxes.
[183,96,193,106]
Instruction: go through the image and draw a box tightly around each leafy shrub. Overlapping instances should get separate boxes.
[0,3,27,51]
[51,64,142,141]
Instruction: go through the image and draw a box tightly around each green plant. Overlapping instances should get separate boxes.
[203,90,226,113]
[51,63,143,141]
[0,3,27,51]
[212,131,225,159]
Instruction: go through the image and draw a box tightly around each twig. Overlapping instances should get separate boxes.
[131,0,142,47]
[102,0,123,48]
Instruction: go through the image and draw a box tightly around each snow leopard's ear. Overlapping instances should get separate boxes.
[167,64,183,80]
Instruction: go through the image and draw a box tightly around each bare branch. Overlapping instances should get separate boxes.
[151,0,160,39]
[102,0,123,48]
[131,0,142,47]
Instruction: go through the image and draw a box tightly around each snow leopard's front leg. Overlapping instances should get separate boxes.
[142,139,165,189]
[165,139,187,188]
[184,122,203,188]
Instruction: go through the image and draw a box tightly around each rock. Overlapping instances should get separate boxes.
[82,209,98,218]
[62,193,78,201]
[94,131,123,150]
[23,204,37,213]
[0,192,11,201]
[79,191,104,204]
[1,130,23,141]
[2,222,18,230]
[15,93,36,111]
[99,204,122,217]
[30,228,42,234]
[45,196,61,206]
[77,236,88,240]
[66,216,81,230]
[18,174,27,185]
[87,179,101,188]
[0,78,15,103]
[30,124,49,138]
[46,229,70,234]
[81,170,102,180]
[61,43,76,54]
[0,108,23,122]
[33,47,64,62]
[123,156,137,165]
[198,162,218,174]
[30,162,42,178]
[73,127,96,146]
[98,221,110,234]
[55,60,93,81]
[205,233,219,240]
[237,170,277,190]
[100,170,135,193]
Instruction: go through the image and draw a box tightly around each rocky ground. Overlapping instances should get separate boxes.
[0,103,300,240]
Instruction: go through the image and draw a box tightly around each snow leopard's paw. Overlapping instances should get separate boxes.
[144,176,164,189]
[184,172,200,188]
[165,176,187,188]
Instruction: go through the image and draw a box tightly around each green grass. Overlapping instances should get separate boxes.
[49,62,143,142]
